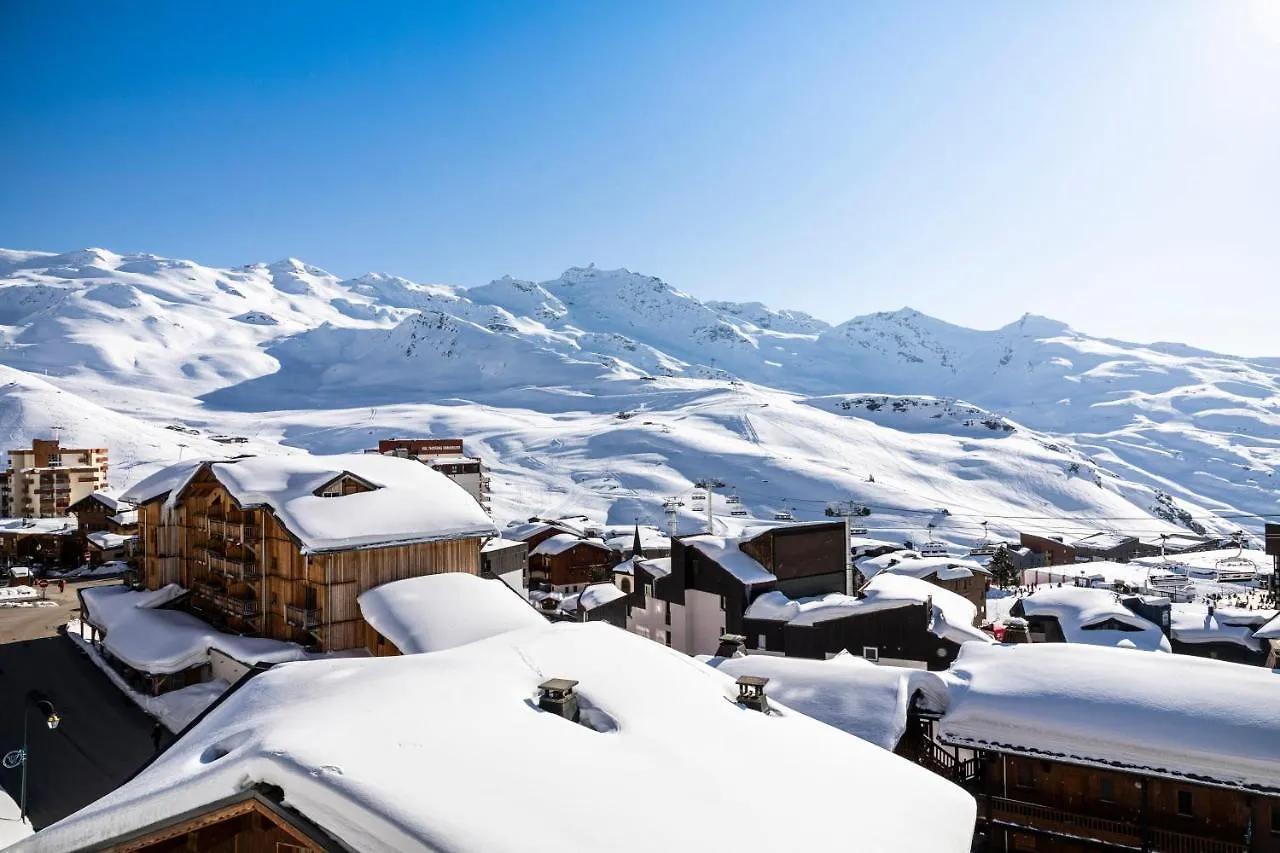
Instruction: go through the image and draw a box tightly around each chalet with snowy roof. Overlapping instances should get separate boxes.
[1166,602,1277,666]
[556,581,629,627]
[742,573,993,668]
[122,454,497,653]
[0,516,79,568]
[1008,586,1172,652]
[856,551,991,622]
[13,616,977,853]
[68,491,138,564]
[527,533,614,594]
[604,525,671,559]
[939,642,1280,853]
[480,536,528,595]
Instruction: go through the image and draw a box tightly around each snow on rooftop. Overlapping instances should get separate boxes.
[1169,603,1274,651]
[635,556,672,578]
[1255,612,1280,640]
[87,530,133,550]
[1023,560,1176,589]
[120,458,208,505]
[0,517,77,535]
[22,622,977,853]
[939,643,1280,793]
[529,532,610,558]
[682,534,774,584]
[127,455,497,554]
[577,582,627,610]
[357,574,547,655]
[480,536,524,553]
[857,552,990,582]
[81,584,305,674]
[603,527,670,552]
[701,652,949,751]
[1070,532,1135,551]
[1016,586,1170,652]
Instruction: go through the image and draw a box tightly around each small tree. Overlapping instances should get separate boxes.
[989,546,1020,589]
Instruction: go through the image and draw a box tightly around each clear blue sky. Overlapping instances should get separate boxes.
[3,1,1277,354]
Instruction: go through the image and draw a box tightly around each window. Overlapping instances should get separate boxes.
[619,578,631,593]
[644,583,653,598]
[1176,790,1193,817]
[664,602,671,625]
[1015,760,1034,789]
[1271,804,1280,834]
[757,634,767,649]
[719,595,725,611]
[862,646,879,662]
[664,630,671,647]
[320,488,340,498]
[1099,777,1114,802]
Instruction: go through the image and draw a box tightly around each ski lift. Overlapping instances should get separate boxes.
[726,494,741,504]
[848,526,868,535]
[773,509,794,521]
[730,508,748,517]
[919,542,949,558]
[1214,537,1258,581]
[691,491,707,501]
[663,498,683,512]
[969,522,996,557]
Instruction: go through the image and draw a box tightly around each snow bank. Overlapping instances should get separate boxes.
[126,454,498,554]
[940,643,1280,793]
[1,786,32,848]
[683,535,774,584]
[81,585,305,674]
[22,622,975,853]
[357,573,546,654]
[1016,586,1171,652]
[701,652,949,750]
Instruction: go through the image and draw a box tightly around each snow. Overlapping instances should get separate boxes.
[1023,560,1178,590]
[0,517,76,536]
[939,643,1280,793]
[0,585,39,603]
[635,556,671,578]
[0,786,32,848]
[575,582,627,610]
[857,552,990,582]
[67,620,227,732]
[480,536,524,553]
[20,621,977,853]
[127,454,497,554]
[357,573,547,654]
[528,532,608,558]
[682,535,775,585]
[1254,612,1280,640]
[81,584,305,674]
[86,530,132,550]
[603,526,670,553]
[1168,603,1274,651]
[1132,547,1271,579]
[1016,586,1171,651]
[701,652,949,751]
[746,574,991,647]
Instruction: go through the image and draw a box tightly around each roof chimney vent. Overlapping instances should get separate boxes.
[716,633,747,658]
[538,678,580,722]
[735,675,770,713]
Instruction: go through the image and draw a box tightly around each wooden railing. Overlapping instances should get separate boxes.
[286,605,320,630]
[986,797,1248,853]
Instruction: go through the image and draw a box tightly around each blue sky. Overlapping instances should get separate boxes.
[3,1,1278,354]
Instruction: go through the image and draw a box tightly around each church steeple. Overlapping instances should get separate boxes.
[631,524,645,560]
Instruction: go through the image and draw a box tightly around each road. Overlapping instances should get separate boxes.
[0,581,156,830]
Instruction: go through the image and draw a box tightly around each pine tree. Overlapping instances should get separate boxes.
[989,546,1020,589]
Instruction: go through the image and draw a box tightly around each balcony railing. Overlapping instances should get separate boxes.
[220,595,258,618]
[985,796,1248,853]
[285,605,320,630]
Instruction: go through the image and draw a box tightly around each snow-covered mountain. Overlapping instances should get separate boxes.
[1,247,1274,547]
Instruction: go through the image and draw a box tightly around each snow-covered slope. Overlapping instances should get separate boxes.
[0,247,1274,544]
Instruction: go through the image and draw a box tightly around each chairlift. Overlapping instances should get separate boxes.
[848,526,869,535]
[773,507,794,521]
[726,494,741,504]
[691,491,707,501]
[730,508,749,517]
[919,541,949,558]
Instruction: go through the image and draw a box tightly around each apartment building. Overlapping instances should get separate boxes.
[0,438,108,518]
[370,438,490,512]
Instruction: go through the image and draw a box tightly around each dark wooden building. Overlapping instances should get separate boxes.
[527,533,614,593]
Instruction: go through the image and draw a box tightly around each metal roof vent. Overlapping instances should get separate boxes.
[716,633,746,658]
[735,675,770,713]
[538,678,580,722]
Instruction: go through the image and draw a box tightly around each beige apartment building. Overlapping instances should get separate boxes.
[0,439,109,518]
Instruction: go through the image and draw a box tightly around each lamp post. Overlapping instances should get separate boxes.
[2,691,60,824]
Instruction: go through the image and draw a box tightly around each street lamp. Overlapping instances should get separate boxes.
[2,691,60,824]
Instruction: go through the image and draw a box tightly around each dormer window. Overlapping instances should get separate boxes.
[313,472,377,498]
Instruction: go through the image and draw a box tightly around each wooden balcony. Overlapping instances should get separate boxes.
[285,605,320,630]
[985,796,1248,853]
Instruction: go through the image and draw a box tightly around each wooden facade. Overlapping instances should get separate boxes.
[529,540,614,591]
[739,521,847,596]
[136,467,484,654]
[967,750,1279,853]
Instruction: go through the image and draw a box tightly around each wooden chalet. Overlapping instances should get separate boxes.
[527,533,615,593]
[123,454,497,654]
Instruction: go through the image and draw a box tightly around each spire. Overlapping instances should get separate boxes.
[632,524,645,560]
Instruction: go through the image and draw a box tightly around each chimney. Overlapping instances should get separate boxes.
[716,633,746,658]
[735,675,770,713]
[537,678,580,722]
[1002,617,1031,644]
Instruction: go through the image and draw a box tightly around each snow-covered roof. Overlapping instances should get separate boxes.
[480,536,525,553]
[1255,612,1280,640]
[1023,560,1176,589]
[701,652,949,751]
[0,517,77,536]
[529,532,611,558]
[939,643,1280,794]
[635,556,672,578]
[1070,532,1136,551]
[81,584,305,674]
[745,575,991,646]
[576,582,627,611]
[357,574,547,655]
[857,553,990,582]
[1169,603,1274,651]
[73,491,134,513]
[120,458,208,504]
[603,528,670,552]
[1015,586,1170,652]
[23,622,977,853]
[87,530,133,550]
[682,535,774,585]
[504,519,589,542]
[126,455,498,554]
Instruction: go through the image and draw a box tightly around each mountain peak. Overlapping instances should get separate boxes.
[1001,313,1072,337]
